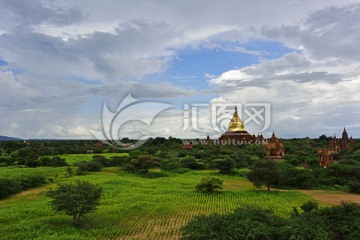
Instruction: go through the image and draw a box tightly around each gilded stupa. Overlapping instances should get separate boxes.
[228,106,245,132]
[219,106,256,143]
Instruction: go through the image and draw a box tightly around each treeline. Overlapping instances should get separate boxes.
[181,202,360,240]
[246,159,360,194]
[0,174,48,199]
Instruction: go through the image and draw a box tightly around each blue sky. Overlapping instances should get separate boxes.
[155,40,294,90]
[0,0,359,139]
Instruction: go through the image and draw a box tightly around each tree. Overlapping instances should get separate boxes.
[181,206,285,240]
[40,156,68,167]
[196,177,223,193]
[247,159,279,191]
[46,180,103,225]
[180,155,204,170]
[213,157,235,174]
[130,154,160,174]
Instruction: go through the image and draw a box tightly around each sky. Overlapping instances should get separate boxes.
[0,0,360,140]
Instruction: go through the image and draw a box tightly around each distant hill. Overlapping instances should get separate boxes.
[0,135,21,141]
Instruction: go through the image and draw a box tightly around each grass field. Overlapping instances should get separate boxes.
[0,164,314,240]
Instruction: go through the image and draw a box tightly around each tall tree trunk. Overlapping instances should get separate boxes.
[267,183,270,191]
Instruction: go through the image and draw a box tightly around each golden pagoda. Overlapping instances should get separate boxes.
[219,106,256,143]
[228,106,245,132]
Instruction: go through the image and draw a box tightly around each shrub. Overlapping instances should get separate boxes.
[300,200,318,213]
[0,178,21,199]
[213,157,235,174]
[40,156,68,167]
[180,156,204,170]
[19,175,47,189]
[347,181,360,194]
[75,161,90,175]
[181,207,285,240]
[196,177,223,193]
[0,174,47,199]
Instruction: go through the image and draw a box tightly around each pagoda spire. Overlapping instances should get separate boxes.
[227,106,245,132]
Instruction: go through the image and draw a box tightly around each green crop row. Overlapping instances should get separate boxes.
[0,169,313,240]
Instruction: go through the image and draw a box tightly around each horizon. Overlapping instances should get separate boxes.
[1,1,360,139]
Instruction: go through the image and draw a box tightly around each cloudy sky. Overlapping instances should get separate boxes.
[0,0,359,140]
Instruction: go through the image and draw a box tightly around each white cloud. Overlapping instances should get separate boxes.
[261,3,360,61]
[1,0,360,139]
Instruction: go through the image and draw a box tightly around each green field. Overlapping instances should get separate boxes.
[0,155,314,240]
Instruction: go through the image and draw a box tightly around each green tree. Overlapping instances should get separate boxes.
[196,177,223,193]
[180,155,204,170]
[130,154,160,174]
[213,157,235,174]
[46,180,103,225]
[247,159,279,191]
[181,206,285,240]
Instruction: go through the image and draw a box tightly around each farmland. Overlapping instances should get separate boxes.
[0,158,313,240]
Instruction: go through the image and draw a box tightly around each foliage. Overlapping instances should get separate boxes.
[0,174,47,199]
[300,200,318,212]
[74,160,103,175]
[196,177,223,193]
[180,156,204,170]
[65,166,73,177]
[275,163,318,189]
[243,144,267,158]
[0,169,314,239]
[284,202,360,240]
[46,180,103,225]
[182,203,360,240]
[127,154,160,174]
[213,157,235,174]
[247,159,280,191]
[347,181,360,194]
[181,206,285,240]
[39,156,68,167]
[0,178,22,199]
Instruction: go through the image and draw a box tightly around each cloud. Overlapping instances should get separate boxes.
[0,0,85,30]
[261,3,360,61]
[209,51,357,87]
[0,20,180,82]
[1,0,359,139]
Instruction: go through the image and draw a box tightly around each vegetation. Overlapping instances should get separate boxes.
[0,137,359,239]
[247,159,279,191]
[181,202,360,240]
[0,169,313,239]
[196,177,223,193]
[47,180,103,225]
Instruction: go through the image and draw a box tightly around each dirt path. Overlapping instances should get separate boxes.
[299,190,360,206]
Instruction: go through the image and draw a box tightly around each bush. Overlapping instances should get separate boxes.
[74,160,102,175]
[196,177,223,193]
[40,156,68,167]
[181,207,285,240]
[75,161,90,175]
[213,157,235,174]
[348,181,360,194]
[126,155,160,174]
[0,174,48,199]
[300,200,318,213]
[19,175,47,189]
[180,156,204,170]
[0,178,21,199]
[181,203,360,240]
